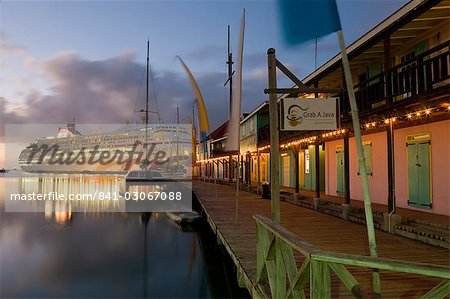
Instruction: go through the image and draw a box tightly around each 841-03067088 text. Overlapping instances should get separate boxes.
[9,191,183,201]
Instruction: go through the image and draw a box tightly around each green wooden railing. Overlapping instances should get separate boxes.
[254,214,450,299]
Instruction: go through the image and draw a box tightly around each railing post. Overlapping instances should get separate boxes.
[310,259,331,299]
[275,238,286,299]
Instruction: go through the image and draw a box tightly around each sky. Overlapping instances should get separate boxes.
[0,0,408,166]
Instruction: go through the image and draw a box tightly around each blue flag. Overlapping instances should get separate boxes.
[279,0,342,45]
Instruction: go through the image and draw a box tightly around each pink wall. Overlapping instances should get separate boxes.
[325,119,449,216]
[394,120,450,215]
[325,132,388,205]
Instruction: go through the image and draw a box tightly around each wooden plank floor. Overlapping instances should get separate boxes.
[193,181,450,298]
[280,186,450,227]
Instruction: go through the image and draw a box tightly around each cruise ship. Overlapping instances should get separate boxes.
[18,122,192,174]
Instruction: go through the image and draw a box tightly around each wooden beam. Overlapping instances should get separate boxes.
[329,263,363,298]
[254,215,321,256]
[313,251,450,279]
[276,59,307,91]
[264,87,342,95]
[421,280,450,299]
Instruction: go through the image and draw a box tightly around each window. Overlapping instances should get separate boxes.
[249,118,254,134]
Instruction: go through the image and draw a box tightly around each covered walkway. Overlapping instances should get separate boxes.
[193,180,449,298]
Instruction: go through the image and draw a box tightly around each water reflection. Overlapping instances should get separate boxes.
[4,173,191,213]
[5,174,124,213]
[0,176,247,298]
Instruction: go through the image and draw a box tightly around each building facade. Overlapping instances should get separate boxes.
[196,0,449,216]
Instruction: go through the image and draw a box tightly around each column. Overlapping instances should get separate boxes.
[344,133,350,204]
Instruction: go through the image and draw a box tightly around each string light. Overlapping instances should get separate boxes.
[322,129,346,138]
[199,104,444,163]
[384,117,396,124]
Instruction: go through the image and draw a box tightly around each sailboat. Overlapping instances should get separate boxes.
[125,41,191,182]
[126,41,161,182]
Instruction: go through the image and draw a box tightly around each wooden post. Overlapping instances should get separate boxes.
[315,141,320,199]
[387,119,396,213]
[310,260,331,299]
[228,154,232,183]
[384,35,392,103]
[275,238,287,298]
[223,159,226,180]
[236,155,240,191]
[344,133,350,205]
[257,150,261,187]
[337,30,380,295]
[267,48,280,224]
[294,146,300,194]
[314,82,321,199]
[246,152,251,187]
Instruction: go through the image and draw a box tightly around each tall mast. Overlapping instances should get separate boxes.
[224,25,234,183]
[145,39,149,126]
[144,40,149,172]
[176,105,180,168]
[226,25,233,118]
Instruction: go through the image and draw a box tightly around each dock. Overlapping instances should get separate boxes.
[193,180,450,298]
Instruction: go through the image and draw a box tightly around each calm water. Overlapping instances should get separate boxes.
[0,174,248,298]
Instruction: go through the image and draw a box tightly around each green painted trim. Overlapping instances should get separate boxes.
[310,260,331,299]
[329,263,363,298]
[313,251,450,279]
[421,280,450,299]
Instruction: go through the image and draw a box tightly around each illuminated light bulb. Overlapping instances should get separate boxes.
[425,109,431,115]
[447,106,450,111]
[365,124,370,128]
[392,117,396,122]
[384,119,390,124]
[416,111,421,117]
[372,122,376,127]
[407,114,412,119]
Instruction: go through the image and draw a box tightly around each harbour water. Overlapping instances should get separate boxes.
[0,173,249,298]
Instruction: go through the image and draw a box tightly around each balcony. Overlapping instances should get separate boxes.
[340,41,449,115]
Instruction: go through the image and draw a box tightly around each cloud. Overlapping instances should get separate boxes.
[0,39,26,57]
[1,49,270,137]
[185,45,224,62]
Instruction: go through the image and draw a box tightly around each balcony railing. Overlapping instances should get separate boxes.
[349,41,449,114]
[254,42,449,145]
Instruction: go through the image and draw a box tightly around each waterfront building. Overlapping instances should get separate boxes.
[197,0,449,216]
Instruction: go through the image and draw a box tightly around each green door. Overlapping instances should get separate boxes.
[407,141,431,208]
[336,150,345,195]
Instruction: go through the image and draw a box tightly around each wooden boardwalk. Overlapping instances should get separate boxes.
[193,181,450,298]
